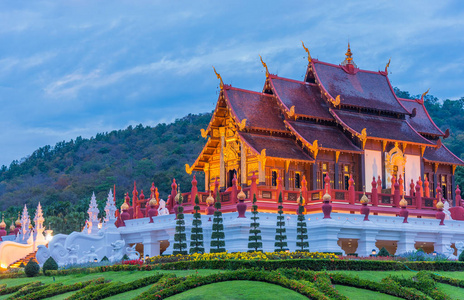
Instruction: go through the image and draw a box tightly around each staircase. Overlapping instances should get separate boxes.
[9,250,38,268]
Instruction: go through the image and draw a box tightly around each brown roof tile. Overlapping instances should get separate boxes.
[331,109,433,145]
[399,98,444,136]
[239,132,314,162]
[286,120,362,153]
[224,87,287,132]
[269,76,333,120]
[424,144,464,165]
[313,61,409,114]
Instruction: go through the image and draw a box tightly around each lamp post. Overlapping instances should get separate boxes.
[370,249,377,257]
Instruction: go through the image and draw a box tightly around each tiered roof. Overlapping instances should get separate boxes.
[399,98,445,137]
[190,44,463,173]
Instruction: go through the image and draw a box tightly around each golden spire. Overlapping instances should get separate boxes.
[259,55,269,78]
[212,66,224,89]
[301,41,312,63]
[15,212,21,226]
[0,214,5,229]
[341,42,357,68]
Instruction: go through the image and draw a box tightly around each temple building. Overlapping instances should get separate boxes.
[186,43,463,206]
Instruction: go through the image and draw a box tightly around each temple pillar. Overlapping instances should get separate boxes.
[434,233,453,254]
[357,229,379,257]
[311,162,317,190]
[334,162,339,190]
[433,171,438,198]
[143,240,161,257]
[396,231,416,254]
[451,175,456,206]
[360,154,365,191]
[381,146,386,189]
[204,163,210,191]
[258,160,265,185]
[219,127,225,189]
[308,223,342,254]
[240,142,246,187]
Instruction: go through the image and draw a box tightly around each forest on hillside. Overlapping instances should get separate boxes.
[0,88,463,234]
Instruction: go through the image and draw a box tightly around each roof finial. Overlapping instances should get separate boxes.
[301,41,311,63]
[341,42,357,68]
[212,66,224,90]
[259,55,269,78]
[421,88,430,102]
[385,58,391,73]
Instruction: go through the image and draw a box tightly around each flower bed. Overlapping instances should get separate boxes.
[146,251,338,264]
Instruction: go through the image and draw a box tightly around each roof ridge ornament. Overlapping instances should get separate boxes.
[385,58,391,73]
[301,41,311,63]
[421,88,430,102]
[341,42,357,68]
[212,66,224,90]
[259,55,269,78]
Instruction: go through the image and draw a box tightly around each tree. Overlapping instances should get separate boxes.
[42,257,58,275]
[189,194,204,254]
[274,191,287,252]
[378,247,390,257]
[210,190,225,253]
[248,193,262,252]
[296,192,309,252]
[173,193,187,255]
[25,259,40,277]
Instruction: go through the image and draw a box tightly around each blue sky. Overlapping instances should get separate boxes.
[0,1,463,167]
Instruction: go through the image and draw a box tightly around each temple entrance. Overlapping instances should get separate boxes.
[227,169,237,188]
[385,143,406,189]
[337,238,358,255]
[415,241,434,253]
[160,240,170,255]
[375,240,397,256]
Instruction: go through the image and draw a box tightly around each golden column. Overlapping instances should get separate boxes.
[204,162,210,191]
[219,127,226,188]
[240,141,247,186]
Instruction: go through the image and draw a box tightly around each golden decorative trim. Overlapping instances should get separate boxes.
[335,151,340,163]
[434,163,439,173]
[356,128,367,149]
[382,140,387,152]
[453,165,457,175]
[385,58,391,73]
[219,127,226,137]
[238,118,247,131]
[257,149,267,167]
[301,41,312,63]
[288,105,295,118]
[421,88,430,101]
[421,146,425,156]
[259,55,269,78]
[213,66,224,90]
[330,95,341,107]
[308,140,319,160]
[402,143,407,153]
[185,164,194,175]
[285,160,290,172]
[200,128,208,138]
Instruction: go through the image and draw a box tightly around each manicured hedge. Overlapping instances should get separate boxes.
[157,258,464,272]
[137,270,328,300]
[47,263,157,276]
[14,278,103,300]
[65,281,113,300]
[431,273,464,288]
[0,281,40,296]
[0,272,26,279]
[77,273,164,300]
[387,271,448,300]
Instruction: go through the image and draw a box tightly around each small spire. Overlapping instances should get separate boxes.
[341,42,357,68]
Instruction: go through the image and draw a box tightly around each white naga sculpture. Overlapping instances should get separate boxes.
[67,244,79,265]
[109,240,125,262]
[157,199,169,216]
[126,244,140,260]
[444,199,452,220]
[81,246,99,263]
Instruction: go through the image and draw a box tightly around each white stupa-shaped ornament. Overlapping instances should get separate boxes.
[104,189,117,230]
[20,204,31,243]
[87,192,100,234]
[34,202,46,242]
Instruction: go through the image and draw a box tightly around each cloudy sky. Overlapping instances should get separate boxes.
[0,1,463,167]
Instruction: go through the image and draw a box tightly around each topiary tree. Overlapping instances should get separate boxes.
[210,190,226,253]
[101,256,109,262]
[122,254,129,261]
[42,257,58,275]
[459,250,464,262]
[378,247,390,257]
[296,192,309,252]
[25,259,40,277]
[173,193,187,255]
[248,193,262,252]
[274,191,287,252]
[190,194,204,254]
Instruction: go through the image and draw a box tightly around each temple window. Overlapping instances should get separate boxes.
[295,172,301,189]
[441,175,447,199]
[271,170,278,187]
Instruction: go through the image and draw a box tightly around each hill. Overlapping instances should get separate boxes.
[0,89,463,234]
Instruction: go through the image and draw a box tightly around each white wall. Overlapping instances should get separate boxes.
[404,154,421,194]
[364,150,382,192]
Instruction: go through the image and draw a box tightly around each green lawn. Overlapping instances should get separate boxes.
[333,270,417,282]
[334,285,402,300]
[165,280,307,300]
[436,282,464,300]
